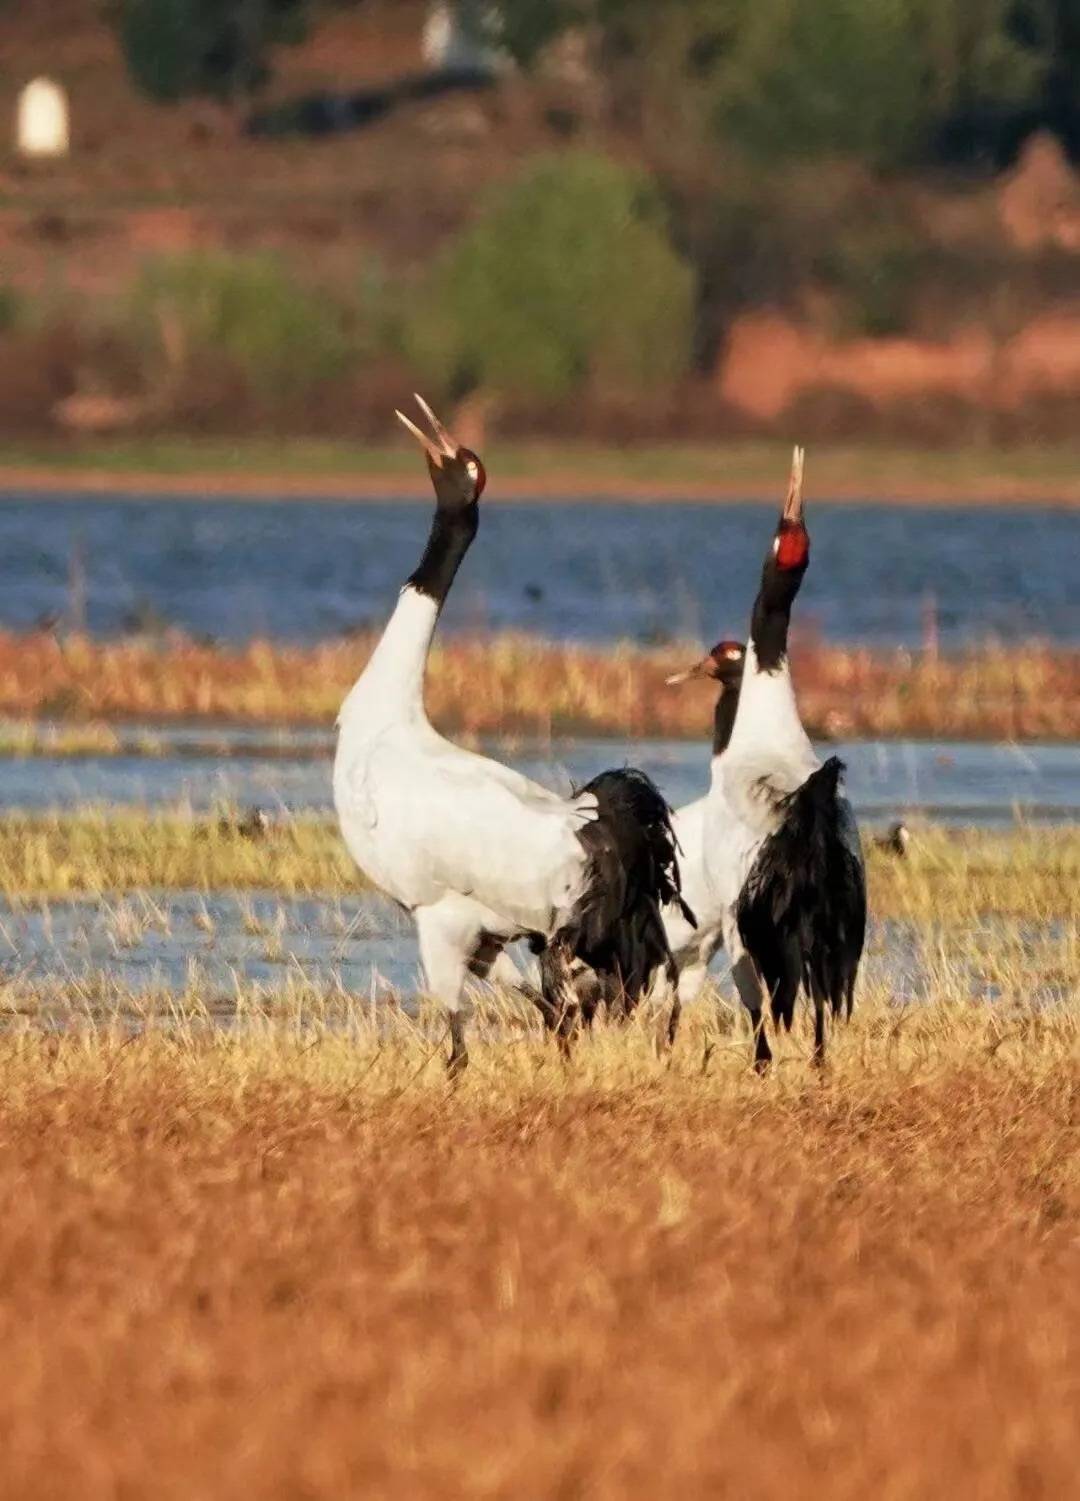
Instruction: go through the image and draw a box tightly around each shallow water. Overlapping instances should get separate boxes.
[2,733,1076,826]
[1,720,1075,1015]
[0,890,416,1004]
[0,893,1068,1020]
[4,495,1078,647]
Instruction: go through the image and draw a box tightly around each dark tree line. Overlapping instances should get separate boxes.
[118,0,310,106]
[115,0,1080,163]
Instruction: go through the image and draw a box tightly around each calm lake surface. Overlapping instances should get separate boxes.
[3,732,1077,824]
[4,494,1079,647]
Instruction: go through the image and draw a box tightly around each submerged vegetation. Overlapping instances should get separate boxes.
[2,632,1077,742]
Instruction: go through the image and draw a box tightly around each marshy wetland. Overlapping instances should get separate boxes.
[0,492,1075,1498]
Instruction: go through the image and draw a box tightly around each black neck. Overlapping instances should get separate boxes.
[407,506,478,607]
[712,687,739,756]
[750,555,806,673]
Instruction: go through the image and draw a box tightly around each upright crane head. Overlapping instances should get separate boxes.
[396,394,487,509]
[772,444,809,574]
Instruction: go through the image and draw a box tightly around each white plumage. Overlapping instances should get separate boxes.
[652,639,747,1013]
[702,448,866,1067]
[336,610,598,930]
[334,397,683,1070]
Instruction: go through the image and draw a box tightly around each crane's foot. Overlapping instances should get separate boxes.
[447,1013,469,1080]
[812,1006,827,1068]
[751,1012,772,1074]
[555,1005,581,1061]
[665,996,682,1051]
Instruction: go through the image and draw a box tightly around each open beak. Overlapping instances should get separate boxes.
[782,444,805,523]
[395,393,458,468]
[666,657,711,686]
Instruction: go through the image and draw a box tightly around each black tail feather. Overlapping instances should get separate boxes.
[736,757,866,1032]
[564,767,691,1005]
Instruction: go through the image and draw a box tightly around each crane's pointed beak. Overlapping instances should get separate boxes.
[395,394,459,468]
[666,656,711,686]
[782,444,805,524]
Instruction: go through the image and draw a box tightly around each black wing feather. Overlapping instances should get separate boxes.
[736,757,866,1025]
[561,767,693,1004]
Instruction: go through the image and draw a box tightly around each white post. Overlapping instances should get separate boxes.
[16,78,70,159]
[421,3,509,74]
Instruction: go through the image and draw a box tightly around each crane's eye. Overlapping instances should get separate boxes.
[458,449,487,497]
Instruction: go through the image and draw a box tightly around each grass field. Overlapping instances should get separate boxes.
[0,813,1075,918]
[3,632,1077,742]
[4,437,1080,503]
[0,989,1075,1499]
[0,813,1075,1496]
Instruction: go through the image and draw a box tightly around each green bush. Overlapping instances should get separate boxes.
[129,252,350,405]
[405,152,694,403]
[498,0,1050,169]
[713,0,1046,167]
[119,0,309,105]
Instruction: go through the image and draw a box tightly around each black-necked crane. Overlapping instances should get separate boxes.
[704,447,866,1068]
[333,397,689,1074]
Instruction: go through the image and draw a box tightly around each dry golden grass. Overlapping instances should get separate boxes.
[0,809,1075,1497]
[0,990,1075,1500]
[0,808,353,901]
[0,812,1075,925]
[6,630,1079,740]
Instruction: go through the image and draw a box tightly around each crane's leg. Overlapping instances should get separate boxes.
[665,955,713,1046]
[724,924,772,1072]
[809,978,828,1066]
[415,905,480,1078]
[537,936,580,1058]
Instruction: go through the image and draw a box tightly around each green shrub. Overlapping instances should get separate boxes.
[128,252,350,405]
[405,152,694,403]
[497,0,1049,169]
[118,0,309,105]
[713,0,1046,167]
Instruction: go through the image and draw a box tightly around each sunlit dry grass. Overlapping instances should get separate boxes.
[3,630,1077,740]
[0,808,353,901]
[0,718,135,757]
[0,810,1075,923]
[0,809,1075,1497]
[0,983,1075,1500]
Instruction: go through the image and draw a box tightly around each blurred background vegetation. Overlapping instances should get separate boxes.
[0,0,1078,449]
